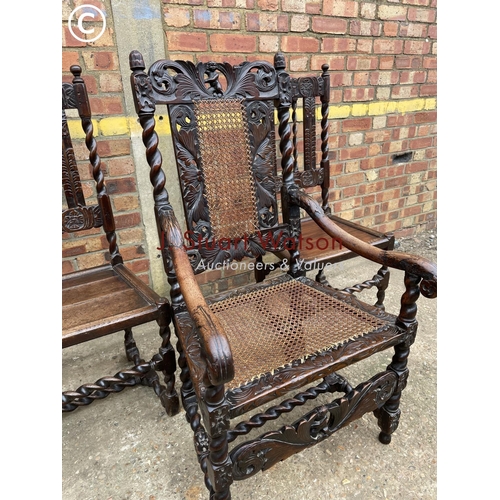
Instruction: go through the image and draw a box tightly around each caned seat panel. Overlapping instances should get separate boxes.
[206,275,397,391]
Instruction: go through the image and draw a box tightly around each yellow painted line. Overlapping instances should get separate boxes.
[66,98,437,138]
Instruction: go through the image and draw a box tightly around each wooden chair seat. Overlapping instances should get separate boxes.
[62,264,162,348]
[176,274,405,419]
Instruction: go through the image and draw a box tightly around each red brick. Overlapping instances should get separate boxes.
[391,85,419,99]
[428,24,437,39]
[404,40,431,55]
[400,23,428,38]
[365,130,392,143]
[369,71,399,85]
[282,35,320,53]
[62,260,76,275]
[62,243,86,258]
[322,37,356,53]
[384,176,407,188]
[350,20,381,36]
[311,54,345,71]
[167,31,208,52]
[97,139,131,158]
[360,155,388,170]
[336,172,365,186]
[408,7,436,23]
[376,188,401,202]
[125,259,150,274]
[420,84,437,96]
[414,111,437,124]
[409,137,433,149]
[62,51,80,72]
[113,195,139,212]
[423,56,437,69]
[106,157,135,176]
[399,71,426,84]
[194,9,241,29]
[89,96,123,115]
[257,0,278,9]
[343,117,372,132]
[246,12,288,31]
[353,72,369,86]
[106,177,137,195]
[120,245,147,261]
[402,205,422,217]
[62,26,86,48]
[379,56,394,69]
[323,0,359,17]
[395,56,422,69]
[383,22,399,37]
[405,161,429,173]
[99,73,123,92]
[114,212,141,230]
[358,180,385,195]
[374,39,404,54]
[210,33,256,52]
[81,75,98,94]
[312,17,348,34]
[347,56,378,71]
[83,51,119,71]
[379,165,405,178]
[357,40,373,54]
[343,87,375,101]
[164,7,191,27]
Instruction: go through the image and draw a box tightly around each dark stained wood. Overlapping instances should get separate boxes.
[279,64,395,301]
[62,66,179,416]
[129,50,437,499]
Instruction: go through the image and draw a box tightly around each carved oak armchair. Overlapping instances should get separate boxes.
[129,51,437,499]
[62,66,178,415]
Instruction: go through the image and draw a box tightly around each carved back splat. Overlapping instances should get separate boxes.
[130,53,294,272]
[62,65,121,264]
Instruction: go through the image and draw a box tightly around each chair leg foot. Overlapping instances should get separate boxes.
[378,432,392,445]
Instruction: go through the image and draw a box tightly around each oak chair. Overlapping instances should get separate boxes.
[129,51,437,499]
[265,70,394,306]
[62,65,179,415]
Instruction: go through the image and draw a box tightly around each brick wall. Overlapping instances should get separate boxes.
[62,0,437,292]
[62,0,151,284]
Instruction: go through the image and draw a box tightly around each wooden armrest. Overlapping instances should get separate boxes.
[290,188,437,299]
[159,209,234,386]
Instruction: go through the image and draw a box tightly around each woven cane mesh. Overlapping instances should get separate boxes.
[193,98,260,241]
[209,279,390,389]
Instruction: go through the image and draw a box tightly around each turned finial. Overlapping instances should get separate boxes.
[129,50,145,71]
[70,65,82,81]
[274,52,286,71]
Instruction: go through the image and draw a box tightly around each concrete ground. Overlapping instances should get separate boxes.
[62,234,437,500]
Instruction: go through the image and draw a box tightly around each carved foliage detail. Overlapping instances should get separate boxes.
[62,205,102,232]
[149,59,277,102]
[230,371,397,480]
[169,97,284,269]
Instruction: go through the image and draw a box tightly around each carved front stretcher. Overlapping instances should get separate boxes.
[129,50,437,499]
